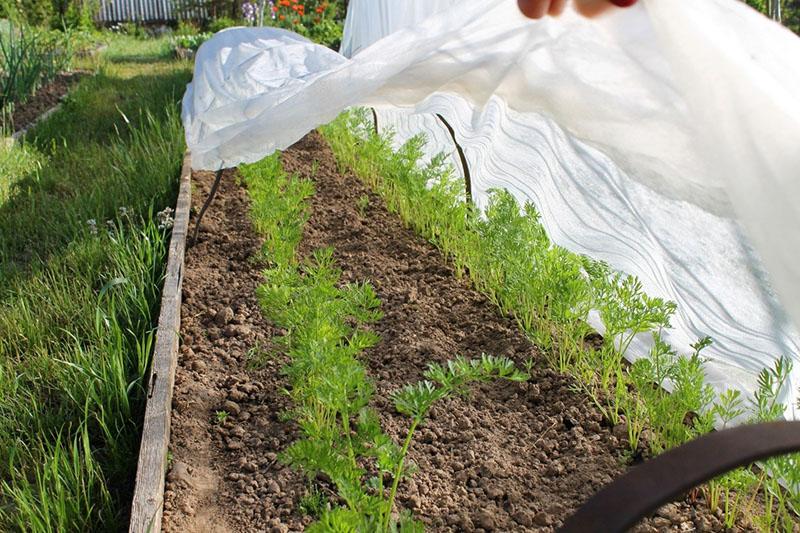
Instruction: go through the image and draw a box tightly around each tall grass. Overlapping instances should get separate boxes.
[321,109,800,531]
[0,36,190,530]
[0,218,168,530]
[0,107,185,269]
[0,139,40,203]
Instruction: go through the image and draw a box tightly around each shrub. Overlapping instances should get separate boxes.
[208,16,241,33]
[171,20,212,55]
[1,0,100,28]
[18,0,55,26]
[59,0,100,30]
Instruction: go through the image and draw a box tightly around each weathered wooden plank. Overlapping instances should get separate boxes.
[129,152,192,533]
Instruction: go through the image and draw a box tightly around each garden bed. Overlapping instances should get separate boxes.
[159,131,744,532]
[7,71,85,136]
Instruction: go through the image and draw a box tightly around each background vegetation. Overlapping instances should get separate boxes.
[0,22,91,129]
[0,0,99,29]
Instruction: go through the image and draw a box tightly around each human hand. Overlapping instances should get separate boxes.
[518,0,638,19]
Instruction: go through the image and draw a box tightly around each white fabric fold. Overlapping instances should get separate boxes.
[182,0,800,416]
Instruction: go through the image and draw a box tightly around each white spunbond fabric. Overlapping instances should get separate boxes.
[375,97,797,417]
[339,0,459,58]
[181,0,800,415]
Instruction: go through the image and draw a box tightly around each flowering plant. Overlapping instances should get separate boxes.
[241,1,257,23]
[268,0,343,47]
[271,0,336,24]
[237,0,342,47]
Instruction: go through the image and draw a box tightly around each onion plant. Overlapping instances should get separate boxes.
[0,22,74,122]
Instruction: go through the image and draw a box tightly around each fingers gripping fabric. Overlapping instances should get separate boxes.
[181,0,800,415]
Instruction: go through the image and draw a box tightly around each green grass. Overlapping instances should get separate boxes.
[0,35,190,530]
[0,36,189,268]
[320,109,800,531]
[0,140,39,204]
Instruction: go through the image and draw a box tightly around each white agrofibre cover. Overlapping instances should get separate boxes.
[182,0,800,417]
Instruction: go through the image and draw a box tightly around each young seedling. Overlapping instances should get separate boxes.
[357,194,370,217]
[384,355,529,529]
[299,486,329,518]
[286,354,529,531]
[214,410,229,424]
[245,341,277,370]
[523,356,535,375]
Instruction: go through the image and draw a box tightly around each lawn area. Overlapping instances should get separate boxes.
[0,35,190,531]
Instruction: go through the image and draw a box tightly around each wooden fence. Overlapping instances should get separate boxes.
[96,0,208,23]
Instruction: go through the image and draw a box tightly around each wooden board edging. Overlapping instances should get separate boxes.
[9,101,62,143]
[129,152,192,533]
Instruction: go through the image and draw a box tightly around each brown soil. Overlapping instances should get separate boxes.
[162,132,738,532]
[6,72,84,134]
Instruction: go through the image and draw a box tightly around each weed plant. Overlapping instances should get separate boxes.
[357,193,370,217]
[320,109,799,531]
[243,153,528,531]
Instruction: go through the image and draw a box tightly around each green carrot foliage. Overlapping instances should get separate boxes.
[321,109,800,531]
[245,151,529,531]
